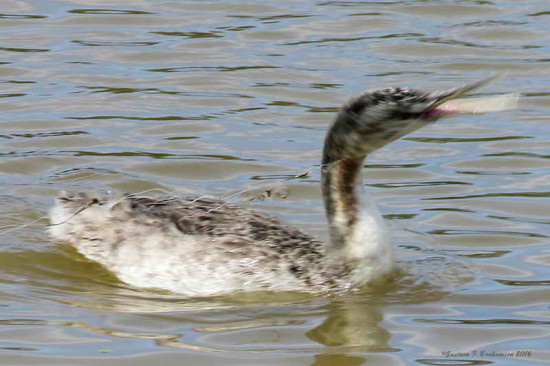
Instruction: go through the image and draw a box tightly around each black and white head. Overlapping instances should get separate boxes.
[323,76,497,164]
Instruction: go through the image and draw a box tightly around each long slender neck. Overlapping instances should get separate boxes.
[321,157,365,250]
[320,113,393,266]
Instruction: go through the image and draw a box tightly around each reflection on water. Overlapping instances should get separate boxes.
[0,0,548,365]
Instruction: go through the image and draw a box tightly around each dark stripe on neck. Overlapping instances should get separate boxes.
[321,157,364,250]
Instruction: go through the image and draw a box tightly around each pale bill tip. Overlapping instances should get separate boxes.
[438,94,520,114]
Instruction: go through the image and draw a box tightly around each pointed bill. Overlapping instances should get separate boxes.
[426,74,519,115]
[437,94,519,114]
[431,74,504,107]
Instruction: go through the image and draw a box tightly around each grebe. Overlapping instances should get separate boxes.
[49,78,497,296]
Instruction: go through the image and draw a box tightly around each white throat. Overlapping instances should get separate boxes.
[322,159,395,283]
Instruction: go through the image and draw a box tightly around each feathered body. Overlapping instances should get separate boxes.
[49,79,489,296]
[49,192,390,296]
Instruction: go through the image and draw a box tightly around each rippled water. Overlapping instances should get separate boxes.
[0,0,548,365]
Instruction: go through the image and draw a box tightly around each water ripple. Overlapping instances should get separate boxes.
[0,0,547,364]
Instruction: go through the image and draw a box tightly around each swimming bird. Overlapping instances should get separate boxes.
[49,77,496,296]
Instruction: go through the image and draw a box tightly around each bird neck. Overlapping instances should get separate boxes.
[321,152,393,268]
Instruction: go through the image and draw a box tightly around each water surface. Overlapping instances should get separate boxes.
[0,0,548,365]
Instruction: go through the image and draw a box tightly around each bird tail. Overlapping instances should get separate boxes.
[48,191,101,241]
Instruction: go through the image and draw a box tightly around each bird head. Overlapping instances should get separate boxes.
[323,76,502,163]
